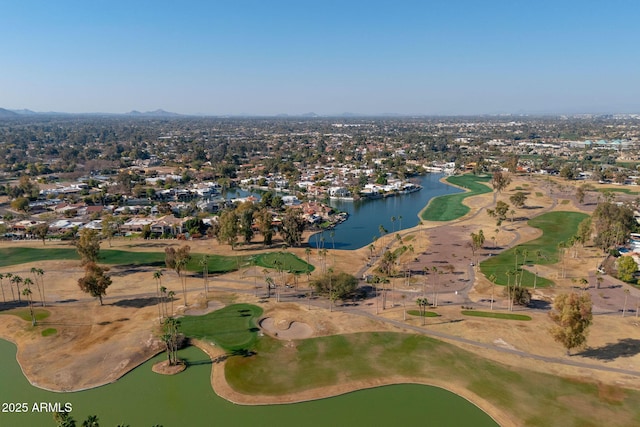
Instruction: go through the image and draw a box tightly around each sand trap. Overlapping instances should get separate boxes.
[259,317,314,340]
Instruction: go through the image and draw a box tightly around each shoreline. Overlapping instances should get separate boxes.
[0,323,508,425]
[193,338,511,426]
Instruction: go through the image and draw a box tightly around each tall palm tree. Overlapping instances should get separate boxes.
[391,216,396,233]
[199,255,209,293]
[489,274,497,310]
[416,297,429,325]
[0,273,5,304]
[176,258,188,306]
[36,268,46,306]
[399,215,403,231]
[21,286,35,326]
[159,286,167,318]
[11,275,23,303]
[305,247,312,265]
[623,289,630,317]
[153,270,164,323]
[431,266,439,307]
[30,267,45,307]
[82,414,100,427]
[5,273,15,301]
[168,290,176,315]
[327,267,334,312]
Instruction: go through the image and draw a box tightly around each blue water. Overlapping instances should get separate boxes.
[311,173,461,250]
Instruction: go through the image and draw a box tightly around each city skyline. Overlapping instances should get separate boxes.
[2,0,639,116]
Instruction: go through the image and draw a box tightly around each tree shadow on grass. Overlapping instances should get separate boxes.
[577,338,640,361]
[232,348,256,357]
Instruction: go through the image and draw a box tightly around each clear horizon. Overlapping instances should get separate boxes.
[2,1,639,116]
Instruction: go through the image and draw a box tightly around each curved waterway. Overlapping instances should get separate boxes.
[0,339,497,426]
[312,173,462,250]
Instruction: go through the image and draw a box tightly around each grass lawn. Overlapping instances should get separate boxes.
[225,329,640,427]
[1,308,51,322]
[0,247,313,274]
[407,309,440,317]
[480,211,589,287]
[461,310,531,321]
[596,187,640,195]
[41,328,57,336]
[180,303,263,351]
[421,174,492,221]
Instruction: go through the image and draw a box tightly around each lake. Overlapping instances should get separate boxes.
[311,173,461,250]
[0,339,497,427]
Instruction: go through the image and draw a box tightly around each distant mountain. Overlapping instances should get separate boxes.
[10,108,37,115]
[0,108,19,117]
[300,112,318,117]
[125,109,182,117]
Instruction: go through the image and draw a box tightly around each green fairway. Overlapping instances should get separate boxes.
[1,308,51,322]
[253,252,315,274]
[596,187,640,195]
[225,329,640,427]
[421,174,492,221]
[407,309,440,317]
[180,303,263,351]
[480,211,589,287]
[461,310,531,321]
[0,247,312,274]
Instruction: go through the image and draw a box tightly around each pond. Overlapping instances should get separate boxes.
[0,339,497,427]
[312,173,462,250]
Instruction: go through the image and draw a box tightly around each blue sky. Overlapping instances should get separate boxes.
[1,0,639,115]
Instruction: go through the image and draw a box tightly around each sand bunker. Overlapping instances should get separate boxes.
[259,317,314,340]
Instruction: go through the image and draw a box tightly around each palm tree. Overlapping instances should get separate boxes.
[0,273,5,303]
[505,270,513,311]
[378,225,387,247]
[167,290,176,315]
[327,267,334,312]
[36,268,45,307]
[422,266,429,298]
[489,274,497,310]
[21,286,35,326]
[176,258,189,306]
[391,216,396,233]
[623,289,630,317]
[153,270,164,323]
[82,415,100,427]
[159,286,168,317]
[431,266,438,307]
[11,275,23,302]
[305,247,312,265]
[416,297,429,325]
[265,276,274,299]
[199,255,209,294]
[5,272,14,301]
[30,267,45,307]
[399,215,403,231]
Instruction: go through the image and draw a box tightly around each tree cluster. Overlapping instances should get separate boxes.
[592,201,637,251]
[549,292,593,355]
[311,271,358,302]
